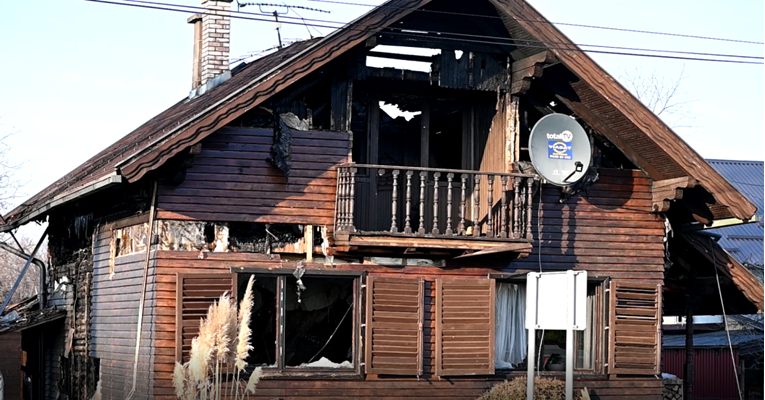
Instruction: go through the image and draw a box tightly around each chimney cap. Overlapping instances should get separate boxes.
[187,13,203,24]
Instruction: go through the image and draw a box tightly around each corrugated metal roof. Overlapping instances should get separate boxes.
[707,159,764,268]
[663,330,760,348]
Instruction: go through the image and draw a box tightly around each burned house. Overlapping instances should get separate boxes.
[0,0,763,399]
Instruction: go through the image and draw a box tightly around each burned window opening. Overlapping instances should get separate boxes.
[238,273,357,371]
[237,275,277,368]
[285,276,354,368]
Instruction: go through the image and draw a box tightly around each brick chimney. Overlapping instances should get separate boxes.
[188,0,232,91]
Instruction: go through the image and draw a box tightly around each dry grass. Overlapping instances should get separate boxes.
[173,276,261,400]
[477,376,580,400]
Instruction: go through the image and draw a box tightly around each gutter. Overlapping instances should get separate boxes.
[680,214,763,233]
[1,173,123,232]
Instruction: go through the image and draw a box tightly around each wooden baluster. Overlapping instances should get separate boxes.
[513,177,521,239]
[473,174,481,237]
[418,171,427,235]
[487,174,494,238]
[445,173,454,235]
[344,167,352,231]
[349,167,357,232]
[526,177,534,240]
[432,172,440,235]
[378,168,386,232]
[390,169,399,233]
[500,176,508,238]
[458,174,467,235]
[337,167,346,231]
[404,170,413,234]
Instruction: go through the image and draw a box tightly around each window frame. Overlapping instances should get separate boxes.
[491,275,609,376]
[233,268,365,378]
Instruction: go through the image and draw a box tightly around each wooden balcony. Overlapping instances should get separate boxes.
[333,164,539,257]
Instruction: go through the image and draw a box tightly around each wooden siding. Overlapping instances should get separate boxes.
[150,251,281,399]
[43,319,67,400]
[156,126,350,226]
[146,167,666,398]
[511,168,666,284]
[0,331,22,400]
[150,251,663,399]
[91,229,154,400]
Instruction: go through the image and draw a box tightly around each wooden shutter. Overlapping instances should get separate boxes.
[435,278,495,376]
[365,276,424,375]
[176,273,236,362]
[608,282,661,375]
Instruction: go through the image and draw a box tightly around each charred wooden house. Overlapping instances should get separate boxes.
[0,0,762,399]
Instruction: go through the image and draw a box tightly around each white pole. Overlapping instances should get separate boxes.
[527,327,535,400]
[565,271,575,400]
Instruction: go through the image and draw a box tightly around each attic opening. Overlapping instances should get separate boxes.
[366,45,439,73]
[519,64,637,170]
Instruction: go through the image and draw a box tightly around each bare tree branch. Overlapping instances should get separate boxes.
[619,66,699,130]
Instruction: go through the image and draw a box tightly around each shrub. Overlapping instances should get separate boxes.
[477,376,579,400]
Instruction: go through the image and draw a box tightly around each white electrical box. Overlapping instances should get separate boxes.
[525,270,588,331]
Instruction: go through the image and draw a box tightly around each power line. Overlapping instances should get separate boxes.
[85,0,765,65]
[306,0,765,45]
[382,28,763,60]
[384,31,764,65]
[105,0,765,59]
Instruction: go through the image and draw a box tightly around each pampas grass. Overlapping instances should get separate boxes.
[173,279,261,400]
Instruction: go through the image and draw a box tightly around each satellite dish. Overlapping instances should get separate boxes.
[528,113,592,186]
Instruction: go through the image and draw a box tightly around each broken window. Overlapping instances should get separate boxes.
[238,272,359,373]
[494,281,603,372]
[238,275,277,367]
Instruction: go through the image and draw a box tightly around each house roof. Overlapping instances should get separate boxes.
[663,329,761,349]
[707,159,764,268]
[1,0,757,230]
[0,39,319,230]
[682,232,764,313]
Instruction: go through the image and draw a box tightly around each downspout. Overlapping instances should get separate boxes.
[0,227,49,315]
[125,181,158,400]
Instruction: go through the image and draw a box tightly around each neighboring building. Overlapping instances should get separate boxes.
[662,160,764,400]
[708,159,764,280]
[0,1,762,400]
[663,315,764,400]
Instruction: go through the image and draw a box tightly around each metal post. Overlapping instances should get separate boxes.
[565,271,575,400]
[526,326,535,400]
[684,307,694,400]
[0,227,49,315]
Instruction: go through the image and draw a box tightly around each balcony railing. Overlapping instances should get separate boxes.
[335,164,539,241]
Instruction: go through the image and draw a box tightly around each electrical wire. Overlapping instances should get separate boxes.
[710,237,744,400]
[86,0,765,65]
[111,0,765,61]
[384,31,764,65]
[535,182,544,377]
[382,29,763,60]
[306,0,765,45]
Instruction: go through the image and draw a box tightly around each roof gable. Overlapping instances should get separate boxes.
[2,0,757,228]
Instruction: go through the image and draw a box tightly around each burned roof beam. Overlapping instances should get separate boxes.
[376,33,513,55]
[367,51,435,63]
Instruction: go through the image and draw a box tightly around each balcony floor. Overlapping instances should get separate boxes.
[333,231,533,257]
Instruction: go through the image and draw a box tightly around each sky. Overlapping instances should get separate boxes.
[0,0,763,238]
